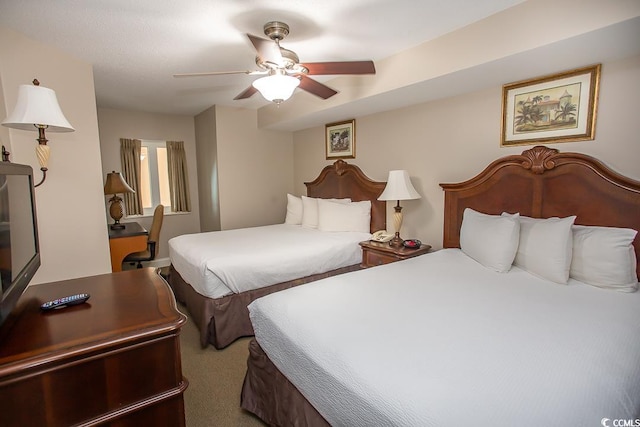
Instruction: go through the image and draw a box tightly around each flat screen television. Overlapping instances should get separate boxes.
[0,162,40,328]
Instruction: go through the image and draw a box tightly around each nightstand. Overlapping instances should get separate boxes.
[359,240,432,268]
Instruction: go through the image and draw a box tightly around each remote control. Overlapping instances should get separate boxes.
[40,293,90,311]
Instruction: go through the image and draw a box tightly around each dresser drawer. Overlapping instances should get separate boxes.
[360,240,432,268]
[362,249,396,267]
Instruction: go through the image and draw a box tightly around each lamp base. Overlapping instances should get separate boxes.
[108,196,125,229]
[389,232,404,248]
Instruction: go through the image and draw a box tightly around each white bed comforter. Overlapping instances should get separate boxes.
[249,249,640,427]
[168,224,371,299]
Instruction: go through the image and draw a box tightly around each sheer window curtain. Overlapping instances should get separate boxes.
[166,141,191,212]
[119,138,143,216]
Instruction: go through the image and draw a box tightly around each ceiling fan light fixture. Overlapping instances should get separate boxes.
[252,73,300,104]
[177,21,374,102]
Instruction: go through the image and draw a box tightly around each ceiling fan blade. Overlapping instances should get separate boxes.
[247,34,284,67]
[300,61,376,75]
[298,75,338,99]
[173,70,265,78]
[233,85,259,100]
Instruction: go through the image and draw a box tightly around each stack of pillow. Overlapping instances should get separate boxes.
[460,207,638,292]
[284,194,372,233]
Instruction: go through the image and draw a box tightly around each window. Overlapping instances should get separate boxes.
[140,140,171,215]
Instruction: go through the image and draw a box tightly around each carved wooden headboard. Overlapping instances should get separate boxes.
[440,146,640,276]
[305,160,386,233]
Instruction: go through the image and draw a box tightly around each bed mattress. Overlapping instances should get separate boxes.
[249,249,640,426]
[168,224,371,299]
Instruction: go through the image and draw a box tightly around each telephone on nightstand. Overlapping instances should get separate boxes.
[371,230,394,243]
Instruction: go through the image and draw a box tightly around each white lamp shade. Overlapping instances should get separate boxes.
[252,74,300,103]
[378,170,421,201]
[2,84,75,132]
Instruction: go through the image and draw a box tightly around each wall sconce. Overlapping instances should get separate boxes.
[378,170,421,248]
[104,171,135,229]
[1,79,75,187]
[252,69,300,104]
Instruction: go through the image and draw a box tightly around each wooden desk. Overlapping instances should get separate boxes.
[108,222,148,272]
[0,268,188,426]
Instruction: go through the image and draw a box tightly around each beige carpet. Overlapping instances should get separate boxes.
[178,303,265,427]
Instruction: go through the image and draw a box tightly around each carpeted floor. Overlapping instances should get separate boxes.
[178,303,266,427]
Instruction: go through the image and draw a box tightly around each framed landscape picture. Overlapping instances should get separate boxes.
[501,64,601,146]
[325,119,355,159]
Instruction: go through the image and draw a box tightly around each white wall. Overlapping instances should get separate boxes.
[214,106,294,229]
[97,107,201,260]
[258,0,640,131]
[194,106,220,232]
[3,15,637,285]
[98,104,297,243]
[0,27,111,283]
[292,54,640,249]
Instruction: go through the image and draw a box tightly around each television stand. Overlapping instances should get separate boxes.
[0,268,188,426]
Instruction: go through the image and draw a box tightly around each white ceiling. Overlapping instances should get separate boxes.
[0,0,525,114]
[0,1,638,132]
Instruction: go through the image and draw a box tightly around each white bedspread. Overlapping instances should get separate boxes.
[249,249,640,426]
[168,224,371,299]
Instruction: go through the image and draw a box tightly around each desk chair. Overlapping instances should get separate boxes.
[123,204,164,268]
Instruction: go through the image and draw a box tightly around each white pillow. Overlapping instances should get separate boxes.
[301,196,351,229]
[511,215,577,284]
[459,208,520,273]
[570,225,638,292]
[284,194,303,225]
[317,199,371,233]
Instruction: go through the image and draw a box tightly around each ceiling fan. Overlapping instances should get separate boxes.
[174,21,376,104]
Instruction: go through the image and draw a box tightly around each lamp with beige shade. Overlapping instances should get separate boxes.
[377,170,421,248]
[104,171,135,230]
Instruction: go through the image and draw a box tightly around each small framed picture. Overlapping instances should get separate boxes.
[325,119,355,159]
[501,64,601,146]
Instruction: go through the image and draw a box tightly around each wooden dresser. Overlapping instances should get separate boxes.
[0,268,188,426]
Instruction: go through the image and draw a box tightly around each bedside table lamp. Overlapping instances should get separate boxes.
[378,170,421,248]
[104,171,135,230]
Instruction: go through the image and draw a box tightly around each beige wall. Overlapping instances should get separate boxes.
[97,107,201,261]
[214,106,294,229]
[2,13,637,284]
[0,73,8,148]
[293,54,640,249]
[0,27,111,283]
[194,106,220,232]
[259,0,640,130]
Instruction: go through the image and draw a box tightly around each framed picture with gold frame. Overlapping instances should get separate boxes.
[501,64,601,146]
[325,119,355,159]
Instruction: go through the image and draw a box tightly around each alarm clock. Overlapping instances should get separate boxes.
[402,239,421,249]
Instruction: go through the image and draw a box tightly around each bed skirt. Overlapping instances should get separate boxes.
[167,264,360,349]
[241,338,330,426]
